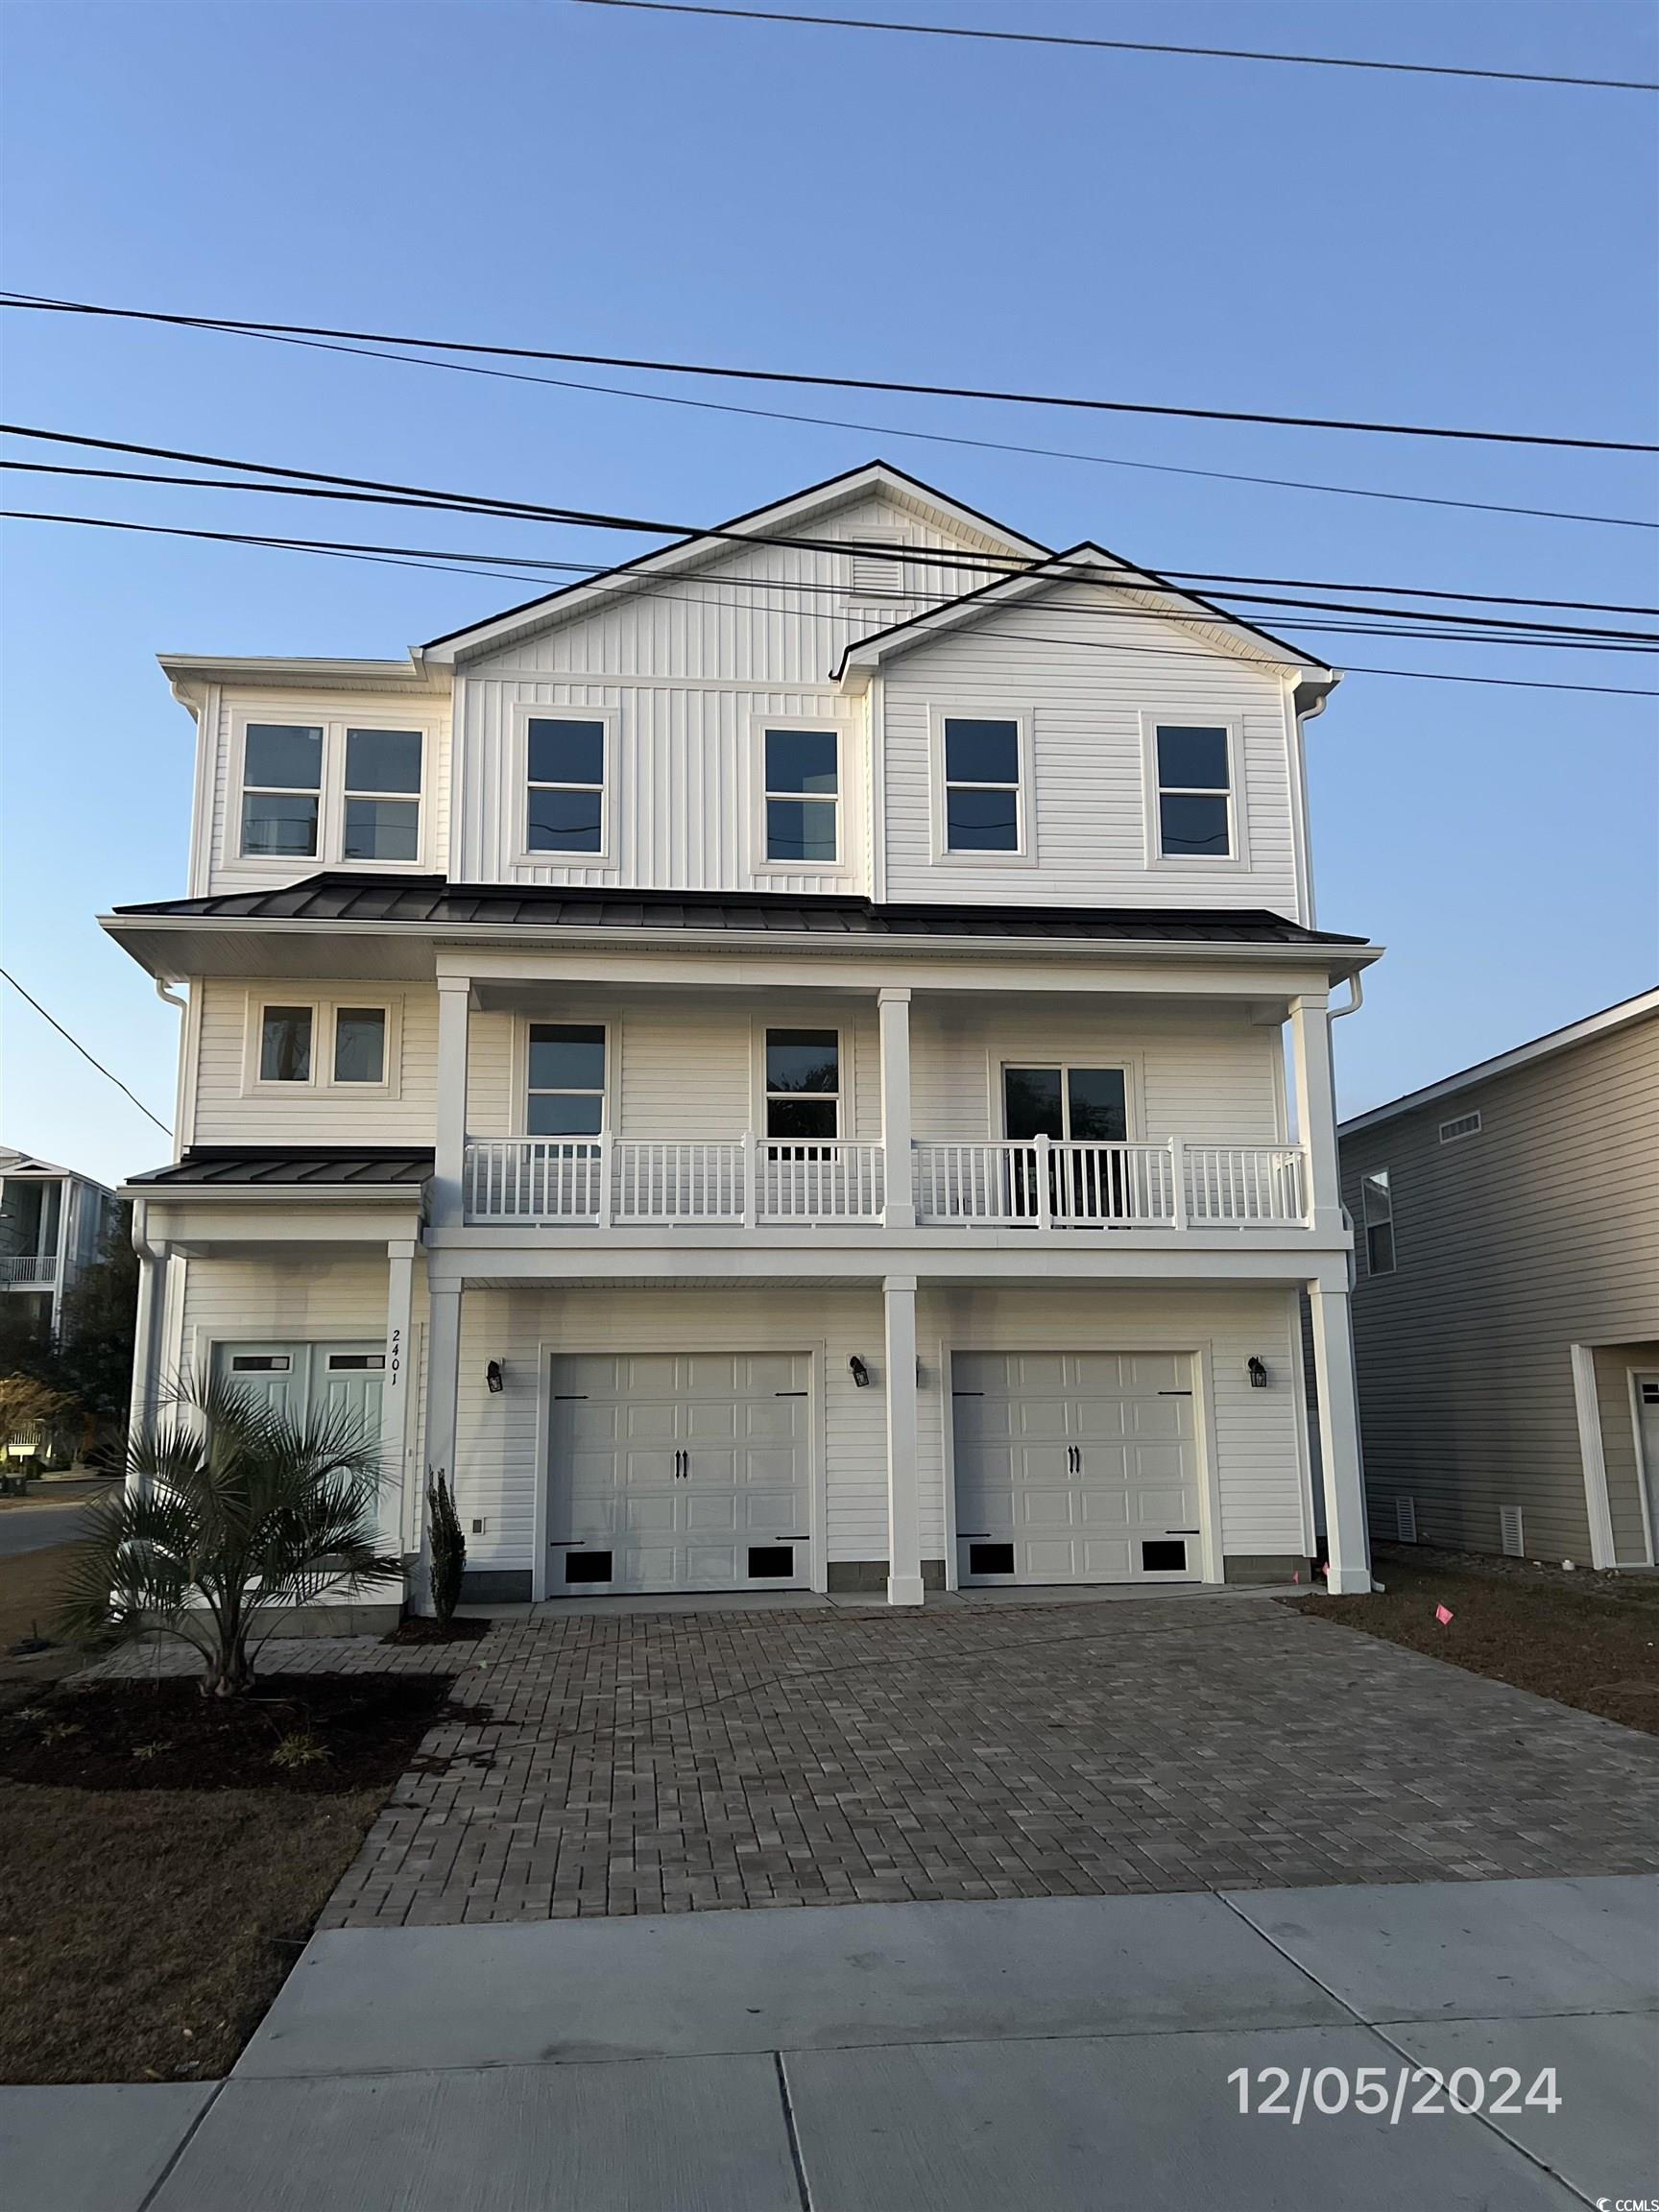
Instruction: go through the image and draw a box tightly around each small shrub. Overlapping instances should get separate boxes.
[270,1730,329,1771]
[426,1465,466,1626]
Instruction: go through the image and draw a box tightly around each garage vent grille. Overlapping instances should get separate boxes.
[1500,1505,1526,1558]
[1439,1111,1482,1143]
[1394,1496,1418,1544]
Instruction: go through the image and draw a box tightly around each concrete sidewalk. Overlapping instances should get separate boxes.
[5,1873,1654,2211]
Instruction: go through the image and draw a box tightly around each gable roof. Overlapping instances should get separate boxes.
[1340,986,1659,1138]
[418,459,1048,664]
[836,541,1335,689]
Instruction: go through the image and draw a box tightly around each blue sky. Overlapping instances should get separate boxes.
[2,0,1655,1188]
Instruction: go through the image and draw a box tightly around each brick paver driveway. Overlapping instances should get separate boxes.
[298,1593,1659,1928]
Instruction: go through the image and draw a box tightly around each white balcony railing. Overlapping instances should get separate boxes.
[0,1254,58,1286]
[462,1137,1309,1231]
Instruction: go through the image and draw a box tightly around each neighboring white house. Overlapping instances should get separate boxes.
[0,1148,120,1339]
[105,461,1379,1618]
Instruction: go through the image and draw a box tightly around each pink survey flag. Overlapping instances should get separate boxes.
[1435,1603,1455,1626]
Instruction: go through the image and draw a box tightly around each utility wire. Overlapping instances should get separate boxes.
[8,508,1655,694]
[573,0,1659,94]
[11,503,1657,651]
[3,292,1651,453]
[5,292,1648,534]
[0,968,172,1136]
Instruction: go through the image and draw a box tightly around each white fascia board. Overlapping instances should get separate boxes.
[418,462,1050,666]
[835,544,1334,691]
[1340,987,1659,1138]
[117,1181,425,1205]
[159,655,445,709]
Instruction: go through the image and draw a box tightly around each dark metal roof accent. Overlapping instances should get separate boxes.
[110,874,1367,947]
[128,1146,433,1190]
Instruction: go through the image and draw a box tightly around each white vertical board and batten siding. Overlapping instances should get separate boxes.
[879,584,1303,913]
[449,496,1010,894]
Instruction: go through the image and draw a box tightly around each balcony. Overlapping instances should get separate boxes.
[0,1254,58,1286]
[461,1137,1307,1231]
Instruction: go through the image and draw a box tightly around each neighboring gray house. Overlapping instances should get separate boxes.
[1338,990,1659,1569]
[0,1148,121,1341]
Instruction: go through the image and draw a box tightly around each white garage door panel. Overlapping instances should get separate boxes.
[550,1352,810,1596]
[954,1351,1201,1587]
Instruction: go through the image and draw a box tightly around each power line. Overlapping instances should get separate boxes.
[8,507,1655,695]
[11,502,1658,653]
[573,0,1659,94]
[0,967,172,1136]
[6,293,1649,533]
[3,292,1651,453]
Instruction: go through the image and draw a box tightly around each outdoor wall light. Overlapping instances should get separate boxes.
[1247,1357,1269,1389]
[849,1356,872,1388]
[486,1359,505,1395]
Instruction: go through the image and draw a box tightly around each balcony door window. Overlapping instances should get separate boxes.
[526,1024,606,1136]
[765,1030,840,1141]
[1003,1066,1127,1143]
[763,729,839,864]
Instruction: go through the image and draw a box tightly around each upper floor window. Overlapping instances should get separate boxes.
[527,1023,606,1135]
[343,730,422,862]
[242,725,323,857]
[763,729,839,864]
[1153,724,1234,858]
[765,1029,840,1140]
[526,717,606,855]
[235,714,429,867]
[1361,1168,1395,1275]
[259,1005,314,1083]
[943,717,1022,854]
[247,994,398,1094]
[332,1007,387,1085]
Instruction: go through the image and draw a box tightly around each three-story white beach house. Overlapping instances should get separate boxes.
[107,463,1377,1616]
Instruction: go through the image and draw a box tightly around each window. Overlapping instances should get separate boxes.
[1439,1111,1482,1144]
[332,1007,387,1085]
[259,1005,313,1083]
[526,717,606,854]
[943,717,1022,853]
[765,1029,840,1140]
[1154,724,1233,857]
[241,724,323,857]
[763,729,839,863]
[1003,1066,1128,1143]
[1361,1168,1395,1275]
[526,1023,606,1135]
[343,729,422,862]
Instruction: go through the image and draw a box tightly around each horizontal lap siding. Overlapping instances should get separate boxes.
[178,1251,397,1357]
[880,586,1299,912]
[911,1000,1283,1143]
[192,980,439,1145]
[1342,1016,1659,1562]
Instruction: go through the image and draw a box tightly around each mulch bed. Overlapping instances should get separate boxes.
[0,1671,458,1792]
[381,1613,493,1647]
[1287,1554,1659,1735]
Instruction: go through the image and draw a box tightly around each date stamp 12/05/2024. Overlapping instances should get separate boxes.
[1228,2064,1560,2124]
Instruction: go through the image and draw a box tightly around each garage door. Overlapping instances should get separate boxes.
[952,1352,1202,1586]
[548,1353,811,1596]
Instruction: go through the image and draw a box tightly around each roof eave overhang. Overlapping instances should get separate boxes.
[159,655,449,711]
[121,1178,427,1204]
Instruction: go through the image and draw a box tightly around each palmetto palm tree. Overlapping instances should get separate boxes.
[59,1377,403,1696]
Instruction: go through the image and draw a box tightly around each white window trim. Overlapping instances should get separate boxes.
[1140,712,1251,873]
[995,1056,1142,1142]
[241,991,403,1098]
[229,705,436,875]
[512,703,616,869]
[927,704,1037,868]
[1359,1165,1395,1278]
[750,712,855,878]
[753,1020,850,1142]
[516,1015,613,1139]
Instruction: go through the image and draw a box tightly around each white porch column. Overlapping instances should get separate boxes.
[1289,993,1345,1236]
[878,988,915,1229]
[125,1206,163,1458]
[883,1274,925,1606]
[384,1239,418,1558]
[1307,1279,1372,1595]
[418,1281,463,1614]
[433,976,470,1228]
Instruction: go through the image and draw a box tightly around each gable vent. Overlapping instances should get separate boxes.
[1394,1496,1418,1544]
[1439,1111,1482,1144]
[1500,1505,1526,1558]
[847,545,909,598]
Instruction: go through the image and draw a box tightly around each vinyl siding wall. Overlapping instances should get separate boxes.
[191,979,439,1146]
[1341,1014,1659,1563]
